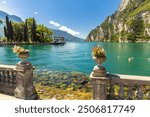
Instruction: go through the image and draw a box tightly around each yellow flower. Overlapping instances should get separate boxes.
[92,45,106,57]
[12,46,29,54]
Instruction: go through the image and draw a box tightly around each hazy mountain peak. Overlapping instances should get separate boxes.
[0,10,23,22]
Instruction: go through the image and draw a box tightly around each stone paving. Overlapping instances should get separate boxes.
[0,94,21,100]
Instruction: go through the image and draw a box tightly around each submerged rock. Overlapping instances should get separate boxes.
[33,70,92,91]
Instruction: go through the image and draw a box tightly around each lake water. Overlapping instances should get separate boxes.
[0,42,150,76]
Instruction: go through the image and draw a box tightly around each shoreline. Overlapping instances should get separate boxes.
[0,42,66,46]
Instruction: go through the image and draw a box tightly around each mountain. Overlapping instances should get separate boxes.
[0,10,23,37]
[0,10,22,22]
[53,29,84,42]
[86,0,150,42]
[0,10,83,42]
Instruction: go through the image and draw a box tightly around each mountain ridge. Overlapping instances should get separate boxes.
[0,10,23,37]
[53,29,84,42]
[86,0,150,42]
[0,10,23,22]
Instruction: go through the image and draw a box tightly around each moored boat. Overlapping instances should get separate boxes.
[50,36,65,45]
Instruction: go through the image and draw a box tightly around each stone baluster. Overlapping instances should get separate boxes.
[9,71,14,86]
[110,82,115,99]
[11,71,16,86]
[127,84,134,99]
[14,61,38,100]
[2,71,5,83]
[148,91,150,100]
[118,84,124,99]
[0,71,2,81]
[137,86,143,99]
[6,71,10,83]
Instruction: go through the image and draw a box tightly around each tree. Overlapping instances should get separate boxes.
[5,15,11,41]
[128,17,145,42]
[26,18,36,42]
[31,18,37,42]
[0,20,2,24]
[3,17,53,43]
[23,19,28,42]
[4,26,7,39]
[36,24,53,43]
[9,21,14,42]
[12,22,24,42]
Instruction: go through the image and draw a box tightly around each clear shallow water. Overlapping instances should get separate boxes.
[0,42,150,76]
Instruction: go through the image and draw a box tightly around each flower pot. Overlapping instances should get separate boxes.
[93,56,106,65]
[92,56,107,77]
[18,51,29,64]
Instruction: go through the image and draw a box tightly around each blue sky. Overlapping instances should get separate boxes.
[0,0,121,39]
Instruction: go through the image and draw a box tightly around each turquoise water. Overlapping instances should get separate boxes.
[0,42,150,76]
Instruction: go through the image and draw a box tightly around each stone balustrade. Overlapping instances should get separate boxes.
[0,62,38,100]
[0,65,16,95]
[90,66,150,100]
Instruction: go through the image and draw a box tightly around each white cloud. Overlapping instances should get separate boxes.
[2,1,7,4]
[49,20,80,36]
[59,26,80,36]
[49,20,60,27]
[34,11,38,15]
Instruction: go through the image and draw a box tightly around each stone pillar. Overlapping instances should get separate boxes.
[14,62,38,100]
[90,59,108,100]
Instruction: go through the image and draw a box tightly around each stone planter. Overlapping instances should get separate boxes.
[18,51,29,64]
[93,56,106,66]
[92,56,107,77]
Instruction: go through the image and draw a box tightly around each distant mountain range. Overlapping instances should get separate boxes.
[0,10,23,37]
[0,10,22,22]
[53,29,84,42]
[0,10,84,42]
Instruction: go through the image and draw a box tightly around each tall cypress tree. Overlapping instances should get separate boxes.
[4,26,7,39]
[5,15,11,41]
[31,18,37,42]
[0,20,3,25]
[9,21,14,42]
[24,19,28,42]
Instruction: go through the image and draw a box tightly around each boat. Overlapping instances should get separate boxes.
[50,37,65,45]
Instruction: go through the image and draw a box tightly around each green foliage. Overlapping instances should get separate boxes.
[23,19,28,42]
[127,17,145,42]
[36,24,53,43]
[0,37,7,41]
[4,16,53,43]
[31,18,37,42]
[12,22,24,42]
[5,15,11,41]
[0,19,3,25]
[128,0,150,17]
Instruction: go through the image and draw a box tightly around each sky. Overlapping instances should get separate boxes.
[0,0,121,39]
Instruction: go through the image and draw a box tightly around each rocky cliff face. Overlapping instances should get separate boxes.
[86,0,150,42]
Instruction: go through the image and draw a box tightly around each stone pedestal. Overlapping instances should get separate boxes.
[90,72,108,100]
[92,65,107,77]
[14,61,38,100]
[90,58,108,100]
